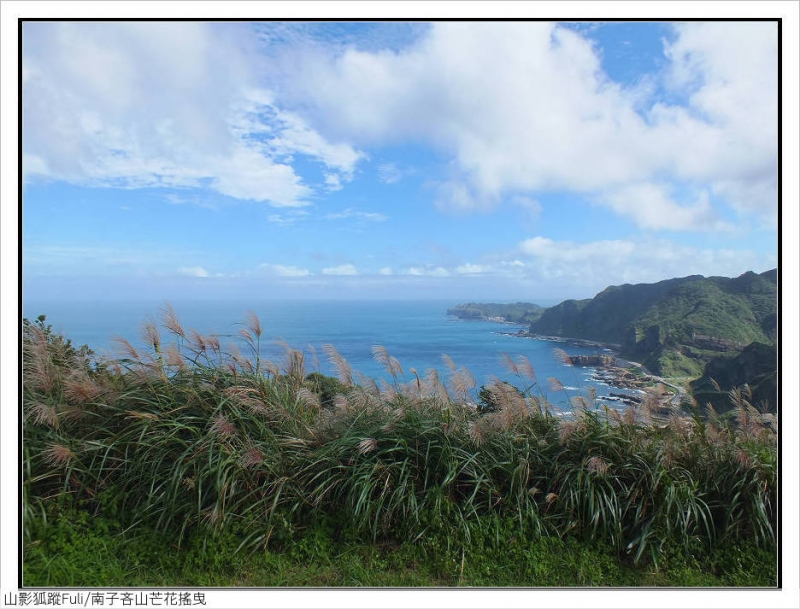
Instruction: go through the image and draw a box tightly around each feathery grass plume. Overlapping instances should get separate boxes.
[424,368,449,402]
[710,377,722,392]
[261,360,279,379]
[735,448,754,470]
[240,446,265,469]
[516,355,537,382]
[641,388,660,422]
[493,378,527,419]
[441,353,457,372]
[372,345,403,380]
[585,455,609,477]
[278,340,306,380]
[548,377,564,392]
[160,302,186,339]
[43,443,75,468]
[553,347,572,366]
[296,387,321,412]
[622,405,637,426]
[349,384,376,411]
[189,329,208,353]
[23,331,58,392]
[323,344,354,386]
[245,311,263,339]
[449,367,477,402]
[408,368,422,397]
[238,327,254,345]
[378,378,398,402]
[501,352,519,376]
[730,386,751,429]
[545,492,558,506]
[468,420,485,446]
[570,395,589,412]
[586,386,597,401]
[63,369,104,405]
[357,438,378,455]
[559,420,577,443]
[333,394,349,413]
[359,375,382,399]
[668,412,691,438]
[26,401,59,429]
[210,413,237,438]
[205,334,221,354]
[223,386,270,416]
[141,319,162,353]
[164,344,187,372]
[112,336,140,361]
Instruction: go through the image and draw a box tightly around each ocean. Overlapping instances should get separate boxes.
[22,298,629,409]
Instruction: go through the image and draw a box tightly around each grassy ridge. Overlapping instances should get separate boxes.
[22,310,778,586]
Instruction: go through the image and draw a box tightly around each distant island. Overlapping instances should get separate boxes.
[447,302,545,325]
[450,269,778,413]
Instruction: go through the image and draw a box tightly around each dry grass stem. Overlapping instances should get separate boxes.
[516,355,536,381]
[43,443,75,468]
[160,302,186,338]
[323,344,354,386]
[245,311,263,339]
[553,348,572,366]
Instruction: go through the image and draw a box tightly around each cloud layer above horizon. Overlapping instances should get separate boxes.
[22,20,778,300]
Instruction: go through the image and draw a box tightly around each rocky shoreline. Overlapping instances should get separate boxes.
[496,329,678,410]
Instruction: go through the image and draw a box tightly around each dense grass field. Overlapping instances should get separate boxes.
[22,309,778,587]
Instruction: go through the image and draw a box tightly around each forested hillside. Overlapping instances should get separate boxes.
[528,270,777,382]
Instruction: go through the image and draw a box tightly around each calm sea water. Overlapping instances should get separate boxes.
[22,298,626,408]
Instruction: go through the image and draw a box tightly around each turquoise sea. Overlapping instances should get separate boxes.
[22,298,631,409]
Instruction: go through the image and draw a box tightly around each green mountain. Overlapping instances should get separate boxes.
[528,270,777,378]
[447,302,545,325]
[690,341,777,413]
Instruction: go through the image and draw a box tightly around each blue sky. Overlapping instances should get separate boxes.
[21,20,779,302]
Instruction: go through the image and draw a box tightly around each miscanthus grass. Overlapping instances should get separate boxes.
[22,310,777,583]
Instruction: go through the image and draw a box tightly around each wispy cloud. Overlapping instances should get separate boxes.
[377,162,403,184]
[22,22,363,207]
[177,266,211,278]
[322,264,359,276]
[266,210,310,225]
[405,266,450,277]
[325,208,388,222]
[259,263,312,277]
[276,21,777,228]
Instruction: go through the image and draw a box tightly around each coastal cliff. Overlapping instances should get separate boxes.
[528,270,777,381]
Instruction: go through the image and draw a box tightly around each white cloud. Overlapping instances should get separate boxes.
[266,210,310,225]
[259,263,311,277]
[516,235,775,293]
[600,182,733,232]
[322,264,359,276]
[379,267,393,275]
[377,162,402,184]
[405,266,449,277]
[177,266,210,278]
[277,21,776,228]
[22,22,363,206]
[22,22,777,230]
[455,263,489,275]
[325,208,388,222]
